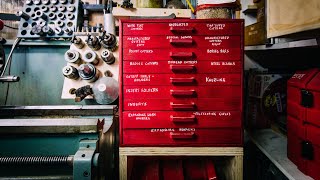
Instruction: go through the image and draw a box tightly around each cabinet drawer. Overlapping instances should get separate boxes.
[123,48,241,61]
[123,74,241,86]
[123,86,241,99]
[123,98,241,111]
[123,36,241,49]
[122,111,242,128]
[122,21,242,36]
[123,61,241,74]
[122,128,242,146]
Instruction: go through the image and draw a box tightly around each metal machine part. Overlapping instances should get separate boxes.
[64,50,80,64]
[71,36,85,49]
[86,35,101,51]
[0,105,116,179]
[101,49,115,64]
[67,6,76,12]
[62,65,79,80]
[34,0,41,5]
[16,11,30,21]
[92,77,119,104]
[41,6,49,12]
[83,50,99,65]
[48,12,57,20]
[51,0,59,4]
[26,0,33,5]
[71,85,94,102]
[58,6,67,12]
[42,26,55,36]
[78,63,100,82]
[64,27,73,35]
[42,0,50,5]
[31,25,44,36]
[0,76,20,82]
[100,32,117,51]
[54,27,64,35]
[17,0,80,39]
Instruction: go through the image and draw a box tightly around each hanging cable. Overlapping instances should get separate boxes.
[4,24,19,30]
[0,38,22,77]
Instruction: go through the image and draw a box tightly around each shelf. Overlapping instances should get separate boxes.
[243,5,258,14]
[249,129,313,180]
[245,38,319,51]
[112,7,192,19]
[4,39,71,46]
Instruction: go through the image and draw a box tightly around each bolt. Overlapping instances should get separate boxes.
[64,67,71,73]
[85,53,92,59]
[82,154,86,157]
[83,171,89,177]
[67,52,74,58]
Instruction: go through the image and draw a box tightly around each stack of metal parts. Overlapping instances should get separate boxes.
[62,31,119,104]
[16,0,82,39]
[0,105,117,180]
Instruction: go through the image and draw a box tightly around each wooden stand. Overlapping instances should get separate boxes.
[119,147,243,180]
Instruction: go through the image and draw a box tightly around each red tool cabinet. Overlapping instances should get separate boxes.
[287,69,320,180]
[120,19,244,147]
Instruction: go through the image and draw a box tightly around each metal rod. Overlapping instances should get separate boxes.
[0,118,101,134]
[0,176,73,180]
[0,156,74,166]
[0,105,115,116]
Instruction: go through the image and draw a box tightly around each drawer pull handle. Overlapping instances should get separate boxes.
[170,27,195,33]
[170,39,193,45]
[170,115,196,123]
[170,132,195,139]
[170,52,194,58]
[170,90,196,97]
[170,102,195,110]
[170,65,196,72]
[170,77,196,84]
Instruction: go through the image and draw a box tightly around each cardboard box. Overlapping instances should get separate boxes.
[245,21,266,46]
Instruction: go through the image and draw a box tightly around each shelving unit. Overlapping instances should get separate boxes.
[249,129,313,180]
[245,38,319,51]
[119,147,244,180]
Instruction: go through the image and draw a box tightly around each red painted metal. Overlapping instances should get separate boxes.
[122,128,242,146]
[123,35,241,49]
[120,19,244,147]
[122,111,241,129]
[123,48,241,61]
[123,98,241,111]
[122,74,241,86]
[287,69,320,180]
[123,86,241,99]
[123,61,242,74]
[0,19,3,31]
[122,21,242,36]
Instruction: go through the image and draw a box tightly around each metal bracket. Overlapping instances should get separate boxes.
[73,140,99,180]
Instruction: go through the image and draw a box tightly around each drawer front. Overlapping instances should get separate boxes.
[122,128,242,146]
[123,61,241,74]
[123,86,241,99]
[123,98,241,111]
[122,22,242,36]
[123,48,241,61]
[123,36,241,49]
[123,74,241,86]
[122,111,242,128]
[306,108,320,127]
[287,100,305,120]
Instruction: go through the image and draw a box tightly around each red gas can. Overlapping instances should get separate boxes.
[120,19,244,147]
[287,69,320,180]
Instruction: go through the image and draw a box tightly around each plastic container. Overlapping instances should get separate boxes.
[196,1,237,19]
